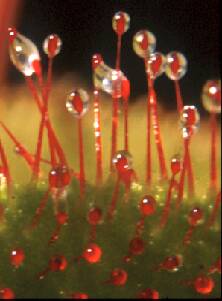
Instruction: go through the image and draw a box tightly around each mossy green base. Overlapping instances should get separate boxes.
[0,179,221,299]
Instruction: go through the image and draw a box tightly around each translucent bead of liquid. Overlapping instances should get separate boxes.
[0,288,15,300]
[10,248,25,268]
[139,195,156,216]
[8,30,40,77]
[165,51,187,80]
[202,80,221,114]
[171,154,181,175]
[188,207,203,226]
[137,288,159,299]
[49,255,67,271]
[129,237,145,255]
[93,62,124,98]
[112,150,133,174]
[82,243,102,263]
[87,207,102,225]
[112,11,130,35]
[160,255,183,272]
[180,105,200,138]
[110,268,128,286]
[71,292,89,299]
[133,30,156,58]
[146,52,166,79]
[66,89,89,118]
[194,275,215,295]
[43,34,62,58]
[92,53,104,70]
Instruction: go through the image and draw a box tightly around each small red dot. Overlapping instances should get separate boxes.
[129,237,145,255]
[111,268,128,286]
[87,207,102,225]
[10,248,25,268]
[194,275,215,295]
[49,255,67,271]
[56,212,68,225]
[139,195,156,216]
[137,288,159,299]
[82,243,102,264]
[71,292,89,299]
[0,288,15,300]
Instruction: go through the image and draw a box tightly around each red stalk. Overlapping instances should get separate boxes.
[159,175,175,228]
[110,34,122,171]
[93,89,103,185]
[176,138,189,210]
[25,76,68,167]
[107,175,120,221]
[205,191,221,229]
[210,113,217,191]
[149,87,168,180]
[0,139,11,198]
[123,98,129,152]
[174,80,184,113]
[183,225,195,246]
[78,118,85,199]
[29,189,50,230]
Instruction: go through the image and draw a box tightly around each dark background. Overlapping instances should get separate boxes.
[11,0,220,111]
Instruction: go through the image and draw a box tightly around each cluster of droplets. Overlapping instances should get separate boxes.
[8,28,62,77]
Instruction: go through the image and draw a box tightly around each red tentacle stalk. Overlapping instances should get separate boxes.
[174,80,184,113]
[29,189,50,230]
[210,113,217,191]
[205,191,221,229]
[123,99,129,152]
[0,140,11,198]
[176,138,189,210]
[78,118,85,199]
[186,145,195,197]
[159,175,175,228]
[93,89,103,185]
[144,61,152,185]
[110,34,122,172]
[150,88,168,180]
[183,225,195,246]
[107,175,121,221]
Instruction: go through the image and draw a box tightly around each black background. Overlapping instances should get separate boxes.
[12,0,220,111]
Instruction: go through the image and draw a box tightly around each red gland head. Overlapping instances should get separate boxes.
[87,207,102,225]
[49,255,67,271]
[137,288,159,299]
[188,207,203,226]
[56,211,69,225]
[170,155,181,175]
[0,288,15,300]
[48,165,71,189]
[161,255,183,271]
[111,268,128,286]
[10,248,25,268]
[139,195,156,217]
[92,53,103,70]
[112,11,130,36]
[71,292,89,299]
[129,237,145,255]
[82,243,102,263]
[8,27,17,44]
[194,275,215,295]
[43,34,62,58]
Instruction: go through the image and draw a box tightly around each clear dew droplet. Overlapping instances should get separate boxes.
[93,62,124,98]
[146,52,166,79]
[9,32,40,77]
[43,34,62,58]
[202,80,221,114]
[66,89,89,118]
[180,105,200,138]
[133,30,156,58]
[112,11,130,35]
[165,51,187,80]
